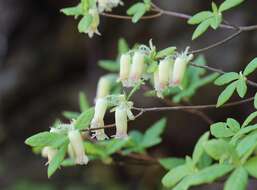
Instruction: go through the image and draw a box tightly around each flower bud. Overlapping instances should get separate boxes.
[41,146,57,164]
[68,130,89,165]
[170,54,193,87]
[96,76,111,99]
[115,105,128,139]
[119,53,131,86]
[129,51,145,86]
[159,59,173,90]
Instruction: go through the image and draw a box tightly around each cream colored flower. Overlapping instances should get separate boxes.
[115,103,128,139]
[119,53,131,87]
[96,76,111,100]
[86,9,101,38]
[128,51,145,86]
[41,146,58,165]
[97,0,123,12]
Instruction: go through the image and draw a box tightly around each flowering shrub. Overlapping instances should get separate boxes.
[25,0,257,189]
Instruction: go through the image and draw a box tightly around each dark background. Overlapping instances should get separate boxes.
[0,0,257,189]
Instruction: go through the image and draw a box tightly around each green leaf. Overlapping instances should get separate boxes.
[159,158,185,170]
[210,122,234,138]
[192,19,211,40]
[210,14,222,29]
[236,131,257,157]
[219,0,245,12]
[25,132,68,148]
[48,143,68,178]
[162,165,192,188]
[204,139,239,163]
[127,3,146,23]
[156,47,176,59]
[231,124,257,144]
[254,93,257,109]
[84,142,107,158]
[192,132,210,165]
[244,156,257,178]
[118,38,129,54]
[188,11,213,25]
[60,4,83,18]
[242,112,257,127]
[236,77,247,98]
[98,60,119,72]
[141,118,167,148]
[78,15,93,33]
[243,58,257,76]
[184,164,234,188]
[105,139,129,155]
[74,108,94,130]
[227,118,241,132]
[224,167,248,190]
[62,111,80,120]
[214,72,239,86]
[216,81,237,107]
[79,92,90,112]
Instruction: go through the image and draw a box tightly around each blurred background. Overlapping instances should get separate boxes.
[0,0,257,189]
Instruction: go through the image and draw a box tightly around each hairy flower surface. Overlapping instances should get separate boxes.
[68,130,89,165]
[119,53,131,87]
[41,146,58,165]
[170,49,193,87]
[96,76,111,99]
[128,51,145,86]
[97,0,123,12]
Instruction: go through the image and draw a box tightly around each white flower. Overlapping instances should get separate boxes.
[158,58,173,90]
[90,98,108,140]
[128,51,145,87]
[96,76,111,100]
[119,53,131,87]
[115,103,128,139]
[68,130,89,165]
[97,0,123,12]
[170,48,193,87]
[153,67,163,98]
[41,146,58,165]
[86,9,101,38]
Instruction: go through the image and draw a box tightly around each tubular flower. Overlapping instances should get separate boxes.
[119,53,131,87]
[68,130,89,165]
[41,146,58,165]
[85,8,100,38]
[128,51,145,86]
[153,67,162,98]
[115,103,128,139]
[158,58,173,90]
[90,98,108,140]
[96,76,111,100]
[97,0,123,12]
[170,49,193,87]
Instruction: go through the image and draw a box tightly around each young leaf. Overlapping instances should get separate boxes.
[244,156,257,178]
[162,165,192,188]
[214,72,239,86]
[188,11,213,25]
[210,14,222,29]
[210,122,234,138]
[48,143,68,178]
[79,92,90,112]
[236,77,247,98]
[192,19,211,40]
[159,158,185,170]
[219,0,245,12]
[243,58,257,76]
[224,167,248,190]
[118,38,129,55]
[231,124,257,144]
[25,132,67,148]
[156,47,176,59]
[141,118,167,148]
[78,15,93,33]
[74,108,94,130]
[185,164,234,187]
[127,3,146,23]
[192,132,210,165]
[216,81,237,107]
[60,5,83,18]
[236,131,257,157]
[62,111,80,120]
[98,60,119,72]
[227,118,241,132]
[254,93,257,109]
[204,139,239,162]
[242,112,257,127]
